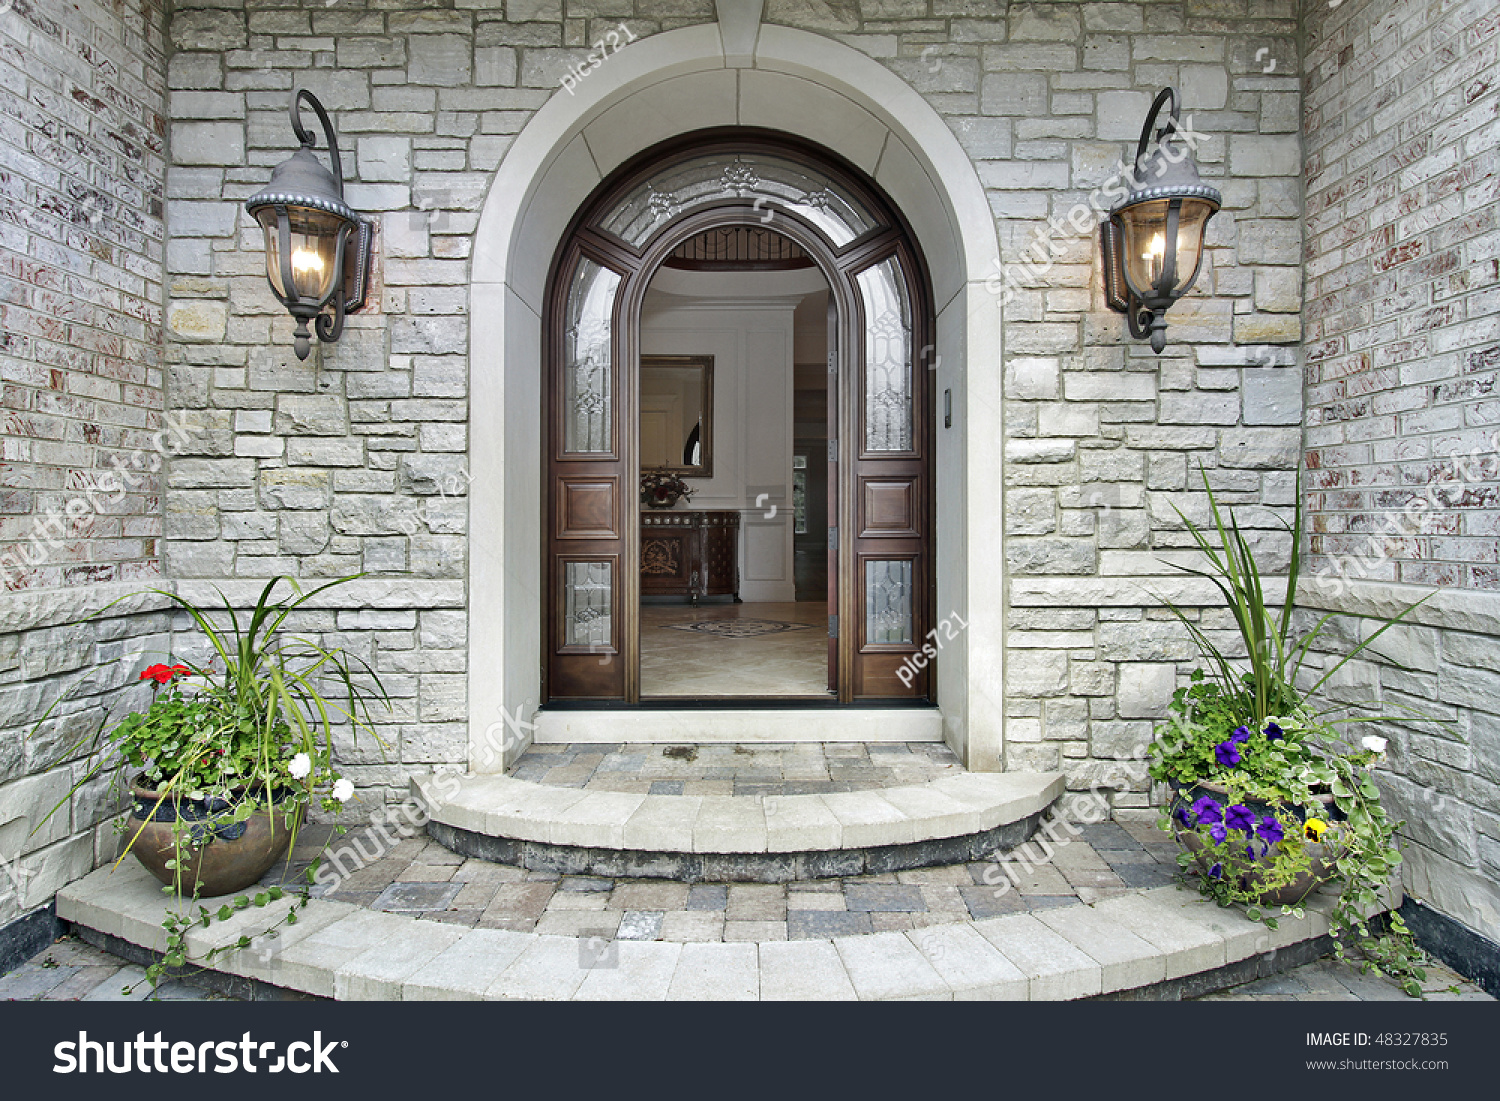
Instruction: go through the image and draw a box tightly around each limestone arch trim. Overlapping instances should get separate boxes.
[469,20,1005,771]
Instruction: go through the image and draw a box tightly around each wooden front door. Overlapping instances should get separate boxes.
[543,131,934,705]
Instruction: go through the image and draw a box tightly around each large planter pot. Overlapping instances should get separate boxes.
[127,781,300,898]
[1169,781,1344,907]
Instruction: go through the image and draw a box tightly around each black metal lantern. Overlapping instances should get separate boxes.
[245,90,372,360]
[1102,87,1221,353]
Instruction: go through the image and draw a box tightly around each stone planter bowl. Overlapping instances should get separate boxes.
[127,780,300,898]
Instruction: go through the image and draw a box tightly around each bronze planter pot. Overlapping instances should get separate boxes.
[127,781,300,898]
[1170,780,1344,908]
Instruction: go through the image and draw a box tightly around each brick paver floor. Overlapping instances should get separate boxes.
[508,741,963,796]
[290,818,1180,937]
[5,811,1490,1003]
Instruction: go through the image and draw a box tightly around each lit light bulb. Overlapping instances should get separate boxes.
[291,248,325,278]
[1143,233,1165,284]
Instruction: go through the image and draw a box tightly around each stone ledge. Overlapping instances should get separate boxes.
[55,861,1358,1002]
[173,578,467,610]
[1297,578,1500,638]
[0,583,176,635]
[415,770,1065,858]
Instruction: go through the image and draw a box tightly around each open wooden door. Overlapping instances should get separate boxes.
[542,130,933,707]
[847,248,930,700]
[826,292,840,694]
[546,245,630,699]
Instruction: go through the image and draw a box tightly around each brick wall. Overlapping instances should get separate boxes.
[0,0,170,928]
[1302,0,1499,591]
[1300,0,1500,941]
[0,0,168,592]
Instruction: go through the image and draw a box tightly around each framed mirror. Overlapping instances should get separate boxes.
[639,354,713,476]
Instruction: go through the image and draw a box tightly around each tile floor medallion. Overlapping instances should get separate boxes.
[639,601,830,696]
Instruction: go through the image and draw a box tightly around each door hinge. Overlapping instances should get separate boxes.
[828,526,838,550]
[827,438,838,463]
[827,350,837,376]
[828,614,838,639]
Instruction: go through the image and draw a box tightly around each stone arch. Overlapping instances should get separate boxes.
[468,12,1005,770]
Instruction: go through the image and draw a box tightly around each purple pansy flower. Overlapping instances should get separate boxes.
[1209,823,1228,843]
[1208,863,1223,879]
[1214,739,1242,767]
[1230,725,1252,744]
[1191,796,1223,824]
[1256,815,1285,845]
[1225,804,1256,832]
[1174,805,1192,826]
[1264,722,1284,741]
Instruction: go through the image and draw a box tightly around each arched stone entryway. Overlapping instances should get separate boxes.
[467,7,1005,770]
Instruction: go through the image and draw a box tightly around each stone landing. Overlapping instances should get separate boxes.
[415,758,1065,881]
[57,860,1366,1001]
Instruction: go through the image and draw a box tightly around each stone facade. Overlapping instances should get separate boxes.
[157,0,1308,821]
[0,0,1495,946]
[0,0,171,928]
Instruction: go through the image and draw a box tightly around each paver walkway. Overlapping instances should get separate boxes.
[4,934,1488,1002]
[288,818,1180,941]
[509,741,962,796]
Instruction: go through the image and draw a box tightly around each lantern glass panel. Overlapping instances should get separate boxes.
[256,206,347,304]
[1119,197,1216,299]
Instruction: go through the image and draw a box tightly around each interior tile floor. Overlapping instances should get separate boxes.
[639,600,829,697]
[508,741,961,795]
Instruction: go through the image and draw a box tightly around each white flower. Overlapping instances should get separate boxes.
[1361,735,1388,756]
[331,778,355,803]
[287,752,312,780]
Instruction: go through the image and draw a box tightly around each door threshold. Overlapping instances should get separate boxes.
[533,705,944,743]
[546,696,933,711]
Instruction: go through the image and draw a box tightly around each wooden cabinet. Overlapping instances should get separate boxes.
[640,510,740,603]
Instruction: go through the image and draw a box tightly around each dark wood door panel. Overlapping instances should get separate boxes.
[860,476,920,538]
[558,477,619,540]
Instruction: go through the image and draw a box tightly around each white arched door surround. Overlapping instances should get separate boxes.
[468,6,1005,771]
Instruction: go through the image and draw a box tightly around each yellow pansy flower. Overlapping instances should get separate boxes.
[1304,818,1328,841]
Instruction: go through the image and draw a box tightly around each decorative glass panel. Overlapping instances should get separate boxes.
[563,560,613,649]
[858,257,913,452]
[793,467,808,535]
[865,559,914,645]
[563,259,621,453]
[600,154,877,248]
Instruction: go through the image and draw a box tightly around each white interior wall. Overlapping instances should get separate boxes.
[642,268,829,602]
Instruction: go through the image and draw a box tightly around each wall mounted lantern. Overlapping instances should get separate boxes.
[245,90,373,360]
[1102,87,1221,353]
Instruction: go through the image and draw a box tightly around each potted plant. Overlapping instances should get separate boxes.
[640,468,696,509]
[42,576,388,986]
[1145,471,1434,995]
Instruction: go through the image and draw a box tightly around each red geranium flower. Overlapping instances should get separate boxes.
[139,663,191,684]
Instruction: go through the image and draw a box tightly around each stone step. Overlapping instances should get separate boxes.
[414,770,1067,881]
[56,860,1371,1001]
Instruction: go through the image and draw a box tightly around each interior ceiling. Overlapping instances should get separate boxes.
[662,226,813,269]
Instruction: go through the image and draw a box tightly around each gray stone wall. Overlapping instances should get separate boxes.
[1298,0,1500,941]
[162,0,1309,818]
[0,0,170,926]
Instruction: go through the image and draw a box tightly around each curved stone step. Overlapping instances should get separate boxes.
[414,771,1066,881]
[56,860,1367,1001]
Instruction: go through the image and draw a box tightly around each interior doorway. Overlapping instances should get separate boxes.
[636,256,833,699]
[543,130,934,706]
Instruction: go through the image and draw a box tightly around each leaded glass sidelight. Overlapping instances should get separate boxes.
[563,560,613,649]
[858,257,913,452]
[563,258,621,454]
[864,559,914,645]
[599,154,878,248]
